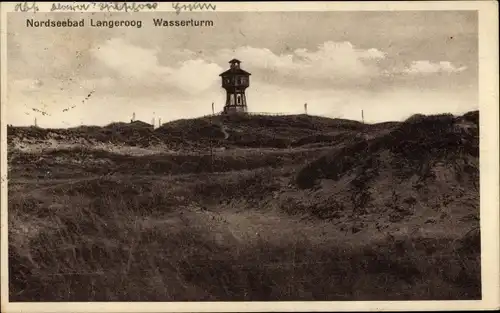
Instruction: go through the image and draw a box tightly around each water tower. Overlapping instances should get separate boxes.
[219,59,251,114]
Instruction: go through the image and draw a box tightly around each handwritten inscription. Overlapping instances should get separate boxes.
[172,2,217,15]
[50,2,159,12]
[14,1,40,13]
[99,2,159,12]
[50,3,93,12]
[14,2,158,13]
[14,2,216,14]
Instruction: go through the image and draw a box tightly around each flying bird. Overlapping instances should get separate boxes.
[62,90,94,112]
[31,107,50,116]
[62,104,78,112]
[83,90,95,102]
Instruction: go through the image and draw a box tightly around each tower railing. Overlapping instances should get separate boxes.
[199,112,301,118]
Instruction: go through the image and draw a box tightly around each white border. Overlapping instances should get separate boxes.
[1,1,499,312]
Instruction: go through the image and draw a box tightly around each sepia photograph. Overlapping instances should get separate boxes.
[1,1,499,312]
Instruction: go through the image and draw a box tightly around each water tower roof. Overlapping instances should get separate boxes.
[219,68,251,76]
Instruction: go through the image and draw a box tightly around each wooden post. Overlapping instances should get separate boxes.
[304,103,308,115]
[212,102,215,115]
[361,110,365,124]
[34,117,37,127]
[208,103,214,172]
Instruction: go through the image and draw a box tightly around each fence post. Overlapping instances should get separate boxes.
[208,103,214,172]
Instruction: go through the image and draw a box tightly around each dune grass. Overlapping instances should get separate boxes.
[8,111,481,301]
[9,172,480,301]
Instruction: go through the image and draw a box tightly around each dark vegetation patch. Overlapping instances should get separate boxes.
[9,146,319,179]
[296,113,479,189]
[8,114,367,149]
[9,207,481,301]
[8,111,481,301]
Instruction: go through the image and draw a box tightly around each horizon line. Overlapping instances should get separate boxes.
[5,109,479,130]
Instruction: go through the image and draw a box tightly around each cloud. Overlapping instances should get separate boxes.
[163,59,223,94]
[91,38,161,80]
[89,38,223,95]
[402,60,467,74]
[7,38,473,127]
[212,41,387,87]
[86,39,467,96]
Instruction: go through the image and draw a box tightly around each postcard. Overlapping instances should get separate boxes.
[1,1,499,312]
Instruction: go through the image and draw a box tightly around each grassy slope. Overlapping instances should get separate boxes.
[8,111,480,301]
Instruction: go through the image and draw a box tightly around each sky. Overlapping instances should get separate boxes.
[7,11,478,128]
